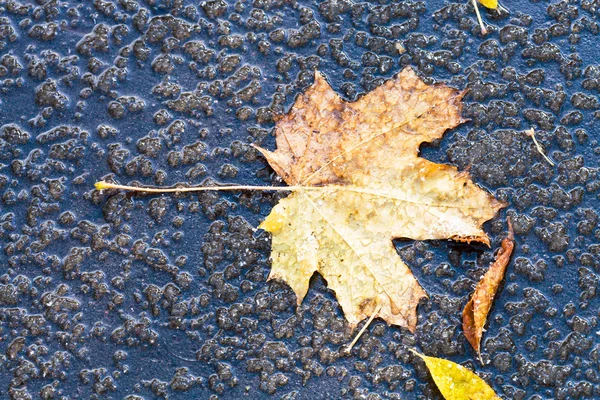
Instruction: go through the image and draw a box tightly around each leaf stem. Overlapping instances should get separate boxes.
[95,180,307,193]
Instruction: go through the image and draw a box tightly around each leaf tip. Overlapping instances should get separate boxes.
[506,217,515,240]
[314,69,326,81]
[408,348,422,358]
[312,70,334,92]
[252,143,269,157]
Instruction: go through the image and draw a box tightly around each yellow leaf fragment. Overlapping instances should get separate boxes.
[412,350,500,400]
[463,220,515,359]
[257,67,504,332]
[478,0,498,9]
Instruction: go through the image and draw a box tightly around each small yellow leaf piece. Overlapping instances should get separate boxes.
[412,350,500,400]
[257,67,505,332]
[463,220,515,359]
[478,0,498,9]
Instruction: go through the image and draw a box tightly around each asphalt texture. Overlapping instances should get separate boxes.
[0,0,599,398]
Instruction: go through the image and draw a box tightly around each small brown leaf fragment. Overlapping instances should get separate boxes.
[463,220,515,358]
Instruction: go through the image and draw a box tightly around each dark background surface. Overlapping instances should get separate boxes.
[1,0,600,398]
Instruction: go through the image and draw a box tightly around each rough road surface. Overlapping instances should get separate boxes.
[0,0,599,398]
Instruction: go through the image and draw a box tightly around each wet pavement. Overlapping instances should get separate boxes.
[1,0,600,398]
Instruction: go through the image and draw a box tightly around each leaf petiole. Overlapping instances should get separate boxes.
[95,181,309,193]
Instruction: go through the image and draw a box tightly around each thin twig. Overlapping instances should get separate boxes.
[497,2,510,13]
[472,0,488,35]
[344,303,383,353]
[525,128,554,166]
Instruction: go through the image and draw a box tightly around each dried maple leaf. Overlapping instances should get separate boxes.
[463,220,515,358]
[412,350,500,399]
[256,67,504,332]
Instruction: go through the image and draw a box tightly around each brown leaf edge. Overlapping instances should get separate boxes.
[462,218,515,361]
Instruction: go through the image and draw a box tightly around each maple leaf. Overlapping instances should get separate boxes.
[463,220,515,359]
[256,67,504,332]
[412,350,500,399]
